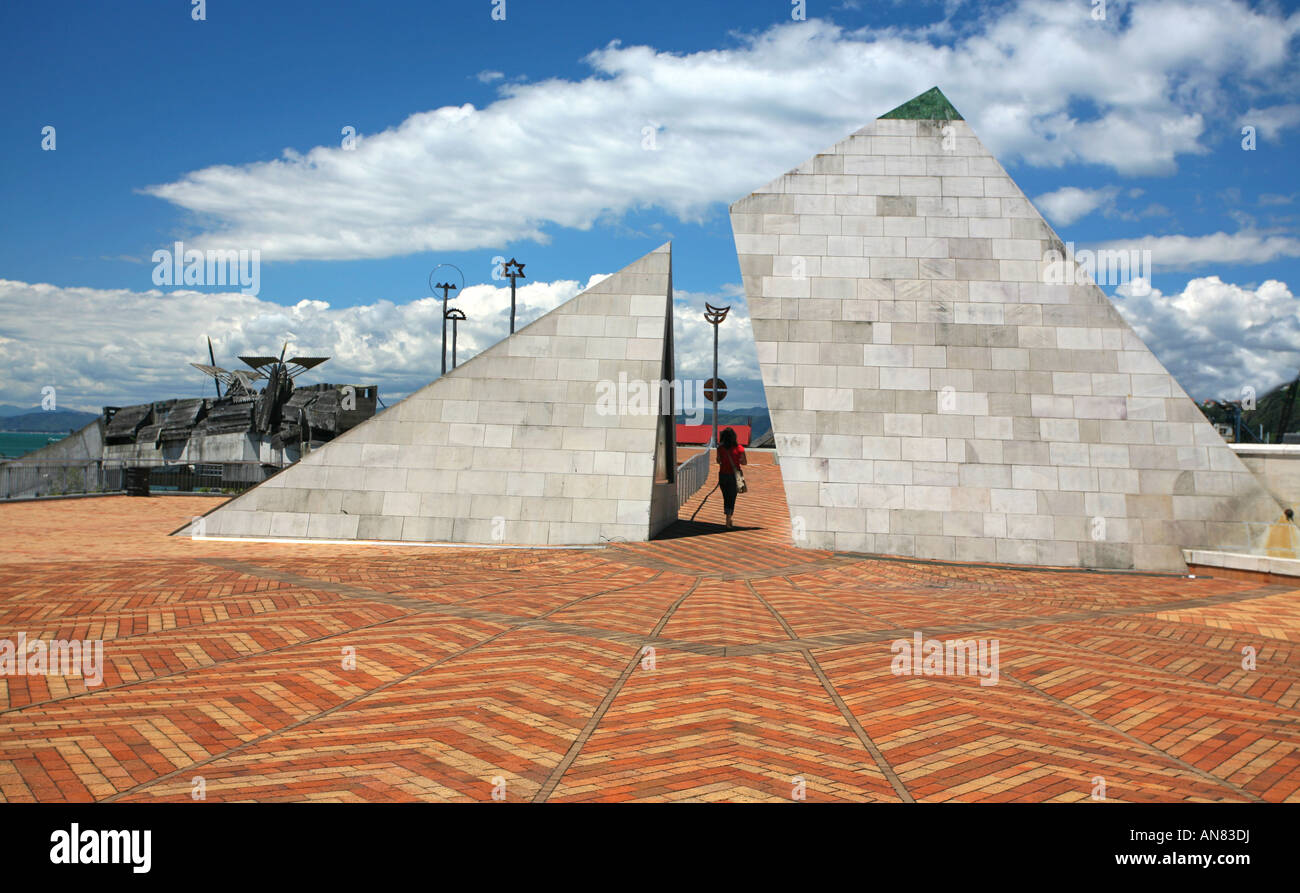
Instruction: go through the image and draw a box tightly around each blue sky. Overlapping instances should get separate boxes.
[2,0,1298,412]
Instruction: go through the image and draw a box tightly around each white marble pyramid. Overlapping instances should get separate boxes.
[198,243,678,546]
[730,89,1282,571]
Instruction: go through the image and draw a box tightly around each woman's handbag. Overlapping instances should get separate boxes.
[735,468,748,494]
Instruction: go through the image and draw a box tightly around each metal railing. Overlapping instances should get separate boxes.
[676,449,711,508]
[0,459,284,500]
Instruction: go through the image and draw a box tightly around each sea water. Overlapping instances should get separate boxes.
[0,432,68,459]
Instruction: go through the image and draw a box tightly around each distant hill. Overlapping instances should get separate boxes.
[1200,380,1300,443]
[0,409,99,433]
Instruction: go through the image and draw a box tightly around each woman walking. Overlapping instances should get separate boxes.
[716,427,748,529]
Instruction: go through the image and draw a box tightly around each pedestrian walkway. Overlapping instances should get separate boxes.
[0,470,1296,802]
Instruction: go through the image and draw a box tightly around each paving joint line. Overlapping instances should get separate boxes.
[603,544,856,581]
[532,577,702,802]
[202,557,600,614]
[776,573,921,634]
[722,584,1294,656]
[102,625,518,803]
[780,575,1299,716]
[190,567,1292,660]
[840,551,1211,579]
[0,590,348,649]
[0,608,422,716]
[759,574,1297,792]
[994,621,1300,717]
[746,579,913,803]
[1001,670,1265,803]
[200,558,731,655]
[102,567,667,803]
[196,556,612,595]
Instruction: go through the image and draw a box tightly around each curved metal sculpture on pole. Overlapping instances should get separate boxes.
[703,302,730,448]
[445,307,467,369]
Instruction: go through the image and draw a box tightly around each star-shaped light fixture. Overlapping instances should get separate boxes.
[503,258,527,333]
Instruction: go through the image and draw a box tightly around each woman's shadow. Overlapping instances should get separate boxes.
[654,517,761,539]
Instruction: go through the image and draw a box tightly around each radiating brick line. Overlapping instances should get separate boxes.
[103,570,680,802]
[102,623,518,803]
[532,580,701,801]
[774,566,1298,712]
[199,559,730,655]
[0,606,413,715]
[1000,671,1265,802]
[747,580,913,802]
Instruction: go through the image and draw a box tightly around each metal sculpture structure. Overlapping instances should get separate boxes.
[237,346,330,435]
[105,344,377,460]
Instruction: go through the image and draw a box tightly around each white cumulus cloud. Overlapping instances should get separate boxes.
[1112,276,1300,400]
[141,0,1300,262]
[1088,229,1300,271]
[1239,103,1300,141]
[0,276,763,412]
[5,271,1293,418]
[1034,186,1121,226]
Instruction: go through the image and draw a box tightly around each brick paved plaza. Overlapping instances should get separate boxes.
[1,463,1297,803]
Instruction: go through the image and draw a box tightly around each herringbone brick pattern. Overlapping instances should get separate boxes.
[0,473,1297,803]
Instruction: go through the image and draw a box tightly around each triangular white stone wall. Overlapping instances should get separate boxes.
[201,243,675,546]
[731,111,1281,571]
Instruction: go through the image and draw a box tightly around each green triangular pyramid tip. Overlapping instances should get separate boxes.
[879,87,963,121]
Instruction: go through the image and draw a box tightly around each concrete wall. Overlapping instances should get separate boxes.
[731,112,1281,572]
[1232,445,1300,513]
[649,480,679,537]
[198,243,676,545]
[3,417,103,463]
[0,420,108,498]
[103,431,268,464]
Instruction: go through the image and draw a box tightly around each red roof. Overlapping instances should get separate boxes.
[676,424,750,446]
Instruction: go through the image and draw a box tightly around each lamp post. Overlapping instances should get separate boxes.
[434,281,458,375]
[502,258,526,334]
[445,307,466,369]
[429,265,463,376]
[703,302,730,447]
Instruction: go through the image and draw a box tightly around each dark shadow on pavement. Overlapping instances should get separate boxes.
[653,520,763,540]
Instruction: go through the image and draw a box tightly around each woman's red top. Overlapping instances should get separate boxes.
[717,445,745,474]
